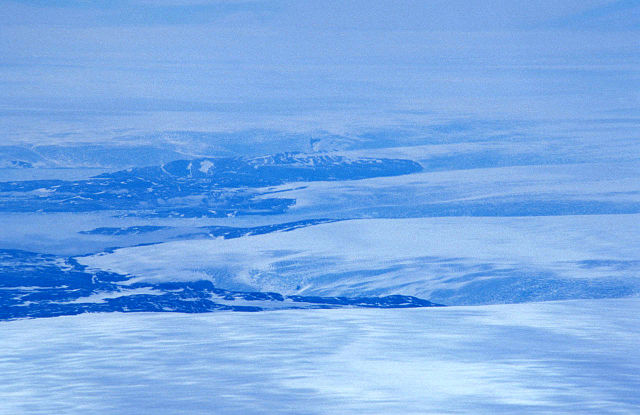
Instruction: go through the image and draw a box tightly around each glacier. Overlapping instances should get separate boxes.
[1,0,639,413]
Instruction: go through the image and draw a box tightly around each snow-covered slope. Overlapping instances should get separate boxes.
[78,214,640,305]
[2,298,639,414]
[0,248,440,321]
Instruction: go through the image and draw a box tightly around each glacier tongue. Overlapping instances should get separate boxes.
[76,215,640,305]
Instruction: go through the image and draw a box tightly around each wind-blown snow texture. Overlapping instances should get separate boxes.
[2,0,640,413]
[2,299,639,414]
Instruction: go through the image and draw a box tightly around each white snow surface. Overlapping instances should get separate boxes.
[78,214,640,301]
[259,161,640,214]
[198,159,214,174]
[1,298,639,414]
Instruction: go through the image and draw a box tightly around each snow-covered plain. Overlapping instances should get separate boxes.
[2,120,639,413]
[1,298,639,414]
[1,0,639,412]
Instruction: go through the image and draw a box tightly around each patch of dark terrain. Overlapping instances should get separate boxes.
[79,225,172,235]
[0,249,442,321]
[80,218,337,240]
[0,153,422,217]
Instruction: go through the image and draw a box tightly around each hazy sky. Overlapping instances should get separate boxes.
[1,0,638,126]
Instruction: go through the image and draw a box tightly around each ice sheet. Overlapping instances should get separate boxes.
[1,298,639,414]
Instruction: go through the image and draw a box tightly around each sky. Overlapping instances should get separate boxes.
[0,0,638,136]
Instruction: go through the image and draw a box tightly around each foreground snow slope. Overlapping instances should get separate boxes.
[1,298,639,414]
